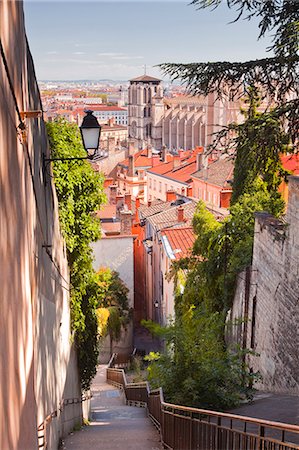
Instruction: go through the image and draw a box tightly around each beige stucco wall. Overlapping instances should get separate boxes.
[0,2,87,449]
[92,236,134,361]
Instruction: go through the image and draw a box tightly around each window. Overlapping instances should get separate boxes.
[153,180,156,191]
[251,296,257,349]
[159,182,162,192]
[149,178,152,189]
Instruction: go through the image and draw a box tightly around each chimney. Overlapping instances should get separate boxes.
[107,136,115,152]
[166,190,176,202]
[179,149,184,158]
[220,190,232,209]
[187,186,193,197]
[196,152,203,171]
[135,196,141,221]
[124,192,132,211]
[104,177,114,189]
[108,117,115,127]
[161,145,167,163]
[147,144,152,158]
[173,155,180,169]
[128,155,135,177]
[135,196,140,209]
[152,155,160,167]
[116,194,125,217]
[120,209,133,235]
[177,205,184,222]
[128,139,135,155]
[109,184,118,205]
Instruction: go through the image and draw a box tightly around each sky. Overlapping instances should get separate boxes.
[24,0,273,81]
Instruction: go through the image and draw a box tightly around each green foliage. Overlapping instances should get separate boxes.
[144,307,258,410]
[220,88,290,205]
[159,0,299,144]
[146,175,281,409]
[189,176,284,313]
[46,119,106,390]
[97,268,132,356]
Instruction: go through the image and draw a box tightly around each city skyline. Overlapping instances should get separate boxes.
[24,1,273,81]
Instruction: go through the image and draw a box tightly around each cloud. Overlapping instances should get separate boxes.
[111,55,144,60]
[73,51,85,55]
[97,52,125,57]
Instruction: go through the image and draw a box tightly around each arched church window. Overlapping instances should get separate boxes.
[144,87,147,103]
[131,121,137,138]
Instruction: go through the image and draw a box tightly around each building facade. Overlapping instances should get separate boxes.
[128,75,164,150]
[128,74,242,152]
[0,2,87,449]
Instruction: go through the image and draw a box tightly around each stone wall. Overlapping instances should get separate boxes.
[0,2,88,448]
[230,177,299,394]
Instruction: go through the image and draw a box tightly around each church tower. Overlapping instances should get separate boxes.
[128,74,163,150]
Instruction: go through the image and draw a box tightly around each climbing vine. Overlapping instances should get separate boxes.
[46,119,106,390]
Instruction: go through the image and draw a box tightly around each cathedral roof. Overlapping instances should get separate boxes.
[130,75,162,83]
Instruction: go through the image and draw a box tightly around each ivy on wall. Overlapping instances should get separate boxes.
[46,119,106,390]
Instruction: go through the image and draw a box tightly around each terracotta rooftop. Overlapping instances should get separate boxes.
[147,201,197,232]
[147,148,203,184]
[75,105,126,112]
[192,157,234,188]
[138,200,173,220]
[281,154,299,175]
[101,222,120,235]
[96,204,117,220]
[118,148,159,169]
[101,124,127,131]
[161,227,195,260]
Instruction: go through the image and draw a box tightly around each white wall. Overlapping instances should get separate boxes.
[147,172,187,202]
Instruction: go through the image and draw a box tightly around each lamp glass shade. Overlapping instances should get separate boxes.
[80,110,101,155]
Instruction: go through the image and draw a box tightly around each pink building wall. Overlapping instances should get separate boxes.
[0,2,87,448]
[192,178,232,209]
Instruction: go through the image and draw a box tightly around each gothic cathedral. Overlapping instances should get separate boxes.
[128,75,164,150]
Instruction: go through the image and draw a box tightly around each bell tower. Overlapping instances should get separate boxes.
[128,74,163,150]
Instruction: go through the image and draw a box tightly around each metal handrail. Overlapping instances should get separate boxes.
[106,364,299,449]
[37,393,92,450]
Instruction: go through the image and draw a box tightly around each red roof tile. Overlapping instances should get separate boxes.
[148,156,197,184]
[75,105,126,112]
[281,154,299,175]
[161,227,195,260]
[97,204,117,219]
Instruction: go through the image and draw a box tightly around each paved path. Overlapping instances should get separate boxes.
[62,366,161,450]
[230,391,299,425]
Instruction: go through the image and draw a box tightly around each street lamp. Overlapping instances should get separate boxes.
[79,110,101,159]
[43,110,102,170]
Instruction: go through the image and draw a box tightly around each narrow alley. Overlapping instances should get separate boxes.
[62,366,161,450]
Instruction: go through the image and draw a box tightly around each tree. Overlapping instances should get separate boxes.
[46,119,106,390]
[96,268,132,357]
[144,307,257,410]
[160,0,299,145]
